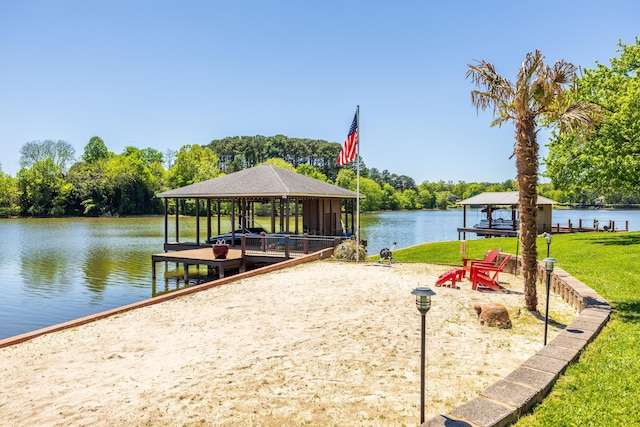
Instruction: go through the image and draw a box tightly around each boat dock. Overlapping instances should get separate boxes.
[458,218,630,239]
[547,219,629,234]
[152,247,245,281]
[152,234,340,282]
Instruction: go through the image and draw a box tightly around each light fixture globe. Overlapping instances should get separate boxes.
[411,287,436,315]
[543,257,557,273]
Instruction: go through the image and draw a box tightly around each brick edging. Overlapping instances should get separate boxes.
[0,248,335,349]
[423,255,611,427]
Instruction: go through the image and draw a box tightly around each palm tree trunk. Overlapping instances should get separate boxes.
[515,118,539,311]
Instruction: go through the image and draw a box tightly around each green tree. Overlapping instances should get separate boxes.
[261,158,296,171]
[545,38,640,195]
[66,160,108,215]
[335,168,383,211]
[400,189,418,209]
[467,50,600,311]
[435,191,452,209]
[165,144,221,189]
[122,146,163,167]
[103,153,158,215]
[335,169,356,190]
[358,178,383,212]
[82,136,109,163]
[208,135,342,181]
[381,183,399,210]
[416,184,436,209]
[18,158,70,216]
[67,146,165,216]
[0,167,20,216]
[296,164,328,182]
[462,183,484,200]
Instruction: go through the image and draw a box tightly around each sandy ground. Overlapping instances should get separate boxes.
[0,261,576,427]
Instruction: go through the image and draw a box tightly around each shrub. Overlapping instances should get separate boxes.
[333,239,366,262]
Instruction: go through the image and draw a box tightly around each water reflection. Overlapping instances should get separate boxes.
[151,272,212,297]
[19,220,74,297]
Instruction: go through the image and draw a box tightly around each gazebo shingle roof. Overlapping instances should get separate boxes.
[156,164,360,199]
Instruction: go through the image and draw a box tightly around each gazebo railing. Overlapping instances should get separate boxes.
[243,233,340,257]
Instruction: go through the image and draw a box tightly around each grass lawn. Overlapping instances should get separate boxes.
[385,232,640,426]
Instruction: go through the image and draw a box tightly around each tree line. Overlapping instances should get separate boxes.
[0,133,638,218]
[0,39,637,217]
[0,135,516,217]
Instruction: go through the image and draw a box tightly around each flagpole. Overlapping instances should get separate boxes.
[355,105,360,262]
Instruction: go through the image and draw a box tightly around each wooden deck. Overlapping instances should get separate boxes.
[457,227,518,238]
[152,234,342,293]
[152,248,244,281]
[152,243,307,282]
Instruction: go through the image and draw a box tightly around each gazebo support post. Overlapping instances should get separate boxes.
[216,199,221,235]
[271,198,276,233]
[174,198,179,243]
[195,197,200,245]
[230,198,236,246]
[163,198,168,246]
[206,199,211,242]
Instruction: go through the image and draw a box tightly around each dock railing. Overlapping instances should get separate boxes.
[243,233,341,258]
[544,219,628,234]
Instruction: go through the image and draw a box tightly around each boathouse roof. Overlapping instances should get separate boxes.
[457,192,558,206]
[156,164,361,199]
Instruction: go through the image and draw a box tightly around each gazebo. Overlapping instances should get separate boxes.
[457,192,558,239]
[155,164,362,250]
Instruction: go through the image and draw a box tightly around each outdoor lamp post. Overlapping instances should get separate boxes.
[544,232,552,258]
[543,257,557,345]
[411,286,435,424]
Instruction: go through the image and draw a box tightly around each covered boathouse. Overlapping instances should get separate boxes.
[152,164,362,282]
[457,192,558,239]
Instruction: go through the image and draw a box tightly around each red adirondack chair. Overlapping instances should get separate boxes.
[462,248,500,278]
[470,254,512,292]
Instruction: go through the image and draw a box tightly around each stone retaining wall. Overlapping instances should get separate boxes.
[423,254,611,427]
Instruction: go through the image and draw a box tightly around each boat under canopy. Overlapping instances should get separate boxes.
[456,192,558,239]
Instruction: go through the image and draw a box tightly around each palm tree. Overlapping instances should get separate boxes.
[466,50,599,311]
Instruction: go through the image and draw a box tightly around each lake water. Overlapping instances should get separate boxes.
[1,209,637,340]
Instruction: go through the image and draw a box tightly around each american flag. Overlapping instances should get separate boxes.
[338,110,358,166]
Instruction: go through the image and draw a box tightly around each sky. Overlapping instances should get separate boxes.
[0,1,638,184]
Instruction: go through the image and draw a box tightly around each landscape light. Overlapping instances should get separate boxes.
[411,286,435,424]
[543,257,557,345]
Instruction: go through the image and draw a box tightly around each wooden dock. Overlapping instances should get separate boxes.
[152,247,244,281]
[152,233,340,284]
[457,227,518,239]
[459,218,629,239]
[547,219,629,234]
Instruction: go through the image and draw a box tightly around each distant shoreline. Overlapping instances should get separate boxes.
[2,204,640,220]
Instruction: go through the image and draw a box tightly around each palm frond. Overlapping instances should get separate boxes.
[515,51,544,110]
[559,102,603,133]
[551,60,577,86]
[466,61,514,114]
